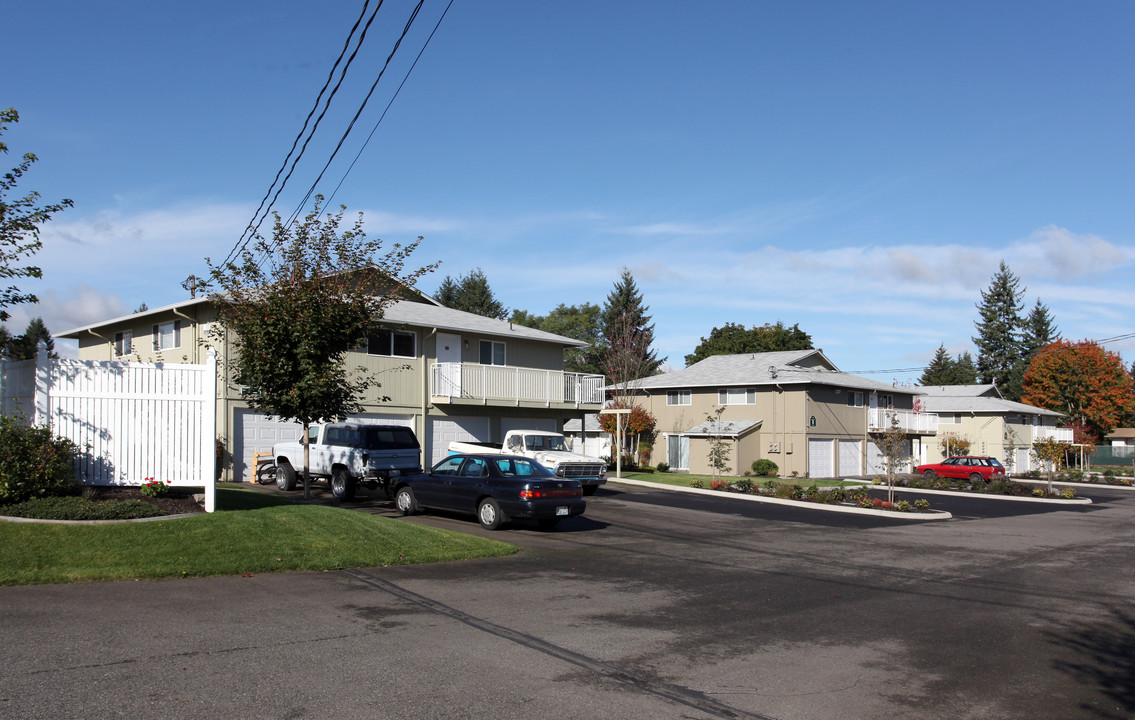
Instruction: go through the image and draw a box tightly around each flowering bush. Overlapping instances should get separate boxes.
[688,478,704,489]
[1060,487,1077,499]
[140,477,171,498]
[895,500,912,512]
[709,479,730,492]
[914,498,930,511]
[1032,488,1047,498]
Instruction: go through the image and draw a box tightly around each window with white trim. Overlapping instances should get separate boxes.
[114,330,132,357]
[479,340,505,366]
[718,388,756,405]
[846,391,863,407]
[152,321,181,351]
[666,390,691,406]
[878,393,893,408]
[368,328,417,358]
[667,434,690,470]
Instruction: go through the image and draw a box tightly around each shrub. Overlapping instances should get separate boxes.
[761,480,777,491]
[734,478,754,493]
[1066,469,1083,481]
[709,479,730,492]
[751,459,779,477]
[895,500,912,512]
[788,484,804,500]
[0,416,80,504]
[804,484,819,499]
[656,462,669,473]
[1032,488,1047,498]
[688,477,704,489]
[1060,487,1077,499]
[0,495,165,520]
[914,498,930,511]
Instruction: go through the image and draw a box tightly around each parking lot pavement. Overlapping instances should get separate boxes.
[1,483,1133,719]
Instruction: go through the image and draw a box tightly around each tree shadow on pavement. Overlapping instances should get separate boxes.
[1046,605,1135,719]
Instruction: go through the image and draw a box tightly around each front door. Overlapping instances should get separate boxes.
[435,332,462,397]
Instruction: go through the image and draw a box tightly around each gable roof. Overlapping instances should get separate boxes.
[683,418,762,437]
[623,350,922,395]
[59,294,587,348]
[918,385,1062,417]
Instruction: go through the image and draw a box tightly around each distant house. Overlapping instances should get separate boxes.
[1106,428,1135,447]
[616,350,936,478]
[562,413,613,461]
[918,384,1069,472]
[58,289,605,481]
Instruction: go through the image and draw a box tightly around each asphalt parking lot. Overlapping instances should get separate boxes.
[2,481,1133,719]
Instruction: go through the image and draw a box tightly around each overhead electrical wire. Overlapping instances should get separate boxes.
[279,0,426,235]
[219,0,384,269]
[322,0,454,211]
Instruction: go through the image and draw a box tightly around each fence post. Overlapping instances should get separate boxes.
[34,340,50,427]
[202,348,218,512]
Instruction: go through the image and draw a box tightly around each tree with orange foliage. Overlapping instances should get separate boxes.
[1020,340,1134,445]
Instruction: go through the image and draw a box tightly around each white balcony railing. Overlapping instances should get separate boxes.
[431,362,605,407]
[868,408,940,435]
[1034,426,1074,442]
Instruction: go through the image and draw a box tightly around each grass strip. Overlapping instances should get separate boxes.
[616,472,861,488]
[0,487,516,586]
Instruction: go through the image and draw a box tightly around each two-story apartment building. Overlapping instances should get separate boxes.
[59,290,605,481]
[918,384,1069,472]
[620,350,937,478]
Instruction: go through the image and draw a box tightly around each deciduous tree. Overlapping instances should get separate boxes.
[0,108,73,322]
[1021,340,1134,445]
[207,197,435,499]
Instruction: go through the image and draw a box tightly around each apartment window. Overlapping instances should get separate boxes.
[846,391,863,408]
[667,390,691,406]
[479,340,505,366]
[878,393,893,408]
[152,320,181,351]
[114,330,132,357]
[718,388,756,405]
[368,329,417,358]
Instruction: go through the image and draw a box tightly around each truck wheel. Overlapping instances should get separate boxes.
[477,498,506,530]
[582,485,598,496]
[330,468,356,501]
[395,486,418,516]
[275,461,297,491]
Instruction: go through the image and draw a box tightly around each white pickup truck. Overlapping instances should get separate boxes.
[448,430,607,495]
[272,422,422,501]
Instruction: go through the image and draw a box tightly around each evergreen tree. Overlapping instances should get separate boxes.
[434,267,508,319]
[7,316,56,360]
[972,260,1025,395]
[951,352,978,385]
[600,268,663,381]
[919,345,955,386]
[1006,299,1059,400]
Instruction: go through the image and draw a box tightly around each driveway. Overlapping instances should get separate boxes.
[1,483,1132,719]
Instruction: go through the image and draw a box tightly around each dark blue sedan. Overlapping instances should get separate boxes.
[391,454,586,530]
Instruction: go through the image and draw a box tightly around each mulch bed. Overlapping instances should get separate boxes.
[84,486,205,515]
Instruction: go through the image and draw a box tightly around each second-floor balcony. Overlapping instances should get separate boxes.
[868,408,940,435]
[431,362,605,408]
[1034,426,1074,442]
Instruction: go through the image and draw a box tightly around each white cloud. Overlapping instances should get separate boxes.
[1008,225,1132,279]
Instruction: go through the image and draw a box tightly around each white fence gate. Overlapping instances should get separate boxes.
[0,344,217,512]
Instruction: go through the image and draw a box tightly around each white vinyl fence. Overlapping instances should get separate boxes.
[0,343,217,512]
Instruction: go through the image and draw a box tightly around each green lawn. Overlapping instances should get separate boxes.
[613,472,864,488]
[0,485,516,586]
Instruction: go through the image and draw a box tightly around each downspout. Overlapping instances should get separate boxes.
[421,329,436,470]
[86,329,114,360]
[171,306,198,362]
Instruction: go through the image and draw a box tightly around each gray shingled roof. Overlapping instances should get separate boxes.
[60,295,587,348]
[623,350,922,395]
[683,418,762,437]
[563,414,603,433]
[919,387,1062,418]
[919,384,1001,398]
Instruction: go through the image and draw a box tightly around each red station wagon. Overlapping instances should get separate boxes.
[915,456,1006,482]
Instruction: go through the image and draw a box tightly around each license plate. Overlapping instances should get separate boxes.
[556,506,569,516]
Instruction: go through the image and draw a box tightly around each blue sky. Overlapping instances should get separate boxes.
[5,0,1134,381]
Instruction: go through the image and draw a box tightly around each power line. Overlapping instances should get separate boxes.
[322,0,455,211]
[220,0,384,269]
[280,0,427,234]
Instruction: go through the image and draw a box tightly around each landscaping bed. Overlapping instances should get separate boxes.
[0,486,204,521]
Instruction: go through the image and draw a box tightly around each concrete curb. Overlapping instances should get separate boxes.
[1012,477,1134,492]
[608,477,952,521]
[873,484,1093,504]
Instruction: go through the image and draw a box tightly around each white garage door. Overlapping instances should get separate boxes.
[233,410,302,483]
[866,441,887,475]
[501,418,558,436]
[837,440,861,477]
[428,416,489,466]
[808,438,834,479]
